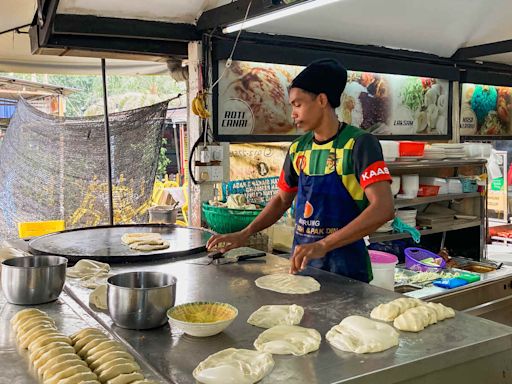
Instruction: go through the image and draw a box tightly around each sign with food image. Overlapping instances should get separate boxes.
[217,60,450,137]
[226,143,289,205]
[460,83,512,136]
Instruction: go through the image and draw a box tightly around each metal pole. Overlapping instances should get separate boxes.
[101,58,114,226]
[173,123,181,183]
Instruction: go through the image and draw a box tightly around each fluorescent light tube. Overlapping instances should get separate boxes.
[223,0,342,34]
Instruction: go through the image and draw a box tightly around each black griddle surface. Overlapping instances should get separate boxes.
[28,224,212,263]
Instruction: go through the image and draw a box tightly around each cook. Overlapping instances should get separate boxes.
[207,59,394,283]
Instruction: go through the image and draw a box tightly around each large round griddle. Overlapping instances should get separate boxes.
[28,224,213,263]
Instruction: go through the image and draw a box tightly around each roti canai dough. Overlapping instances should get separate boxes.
[393,307,430,332]
[67,259,110,278]
[121,233,162,245]
[129,240,170,252]
[326,315,399,354]
[247,304,304,328]
[105,372,145,384]
[253,325,321,356]
[370,297,422,322]
[89,284,108,310]
[193,348,274,384]
[426,302,455,320]
[370,303,401,322]
[255,273,320,294]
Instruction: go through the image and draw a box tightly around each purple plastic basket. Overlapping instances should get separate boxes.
[405,247,446,272]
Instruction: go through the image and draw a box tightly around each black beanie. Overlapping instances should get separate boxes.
[290,58,347,108]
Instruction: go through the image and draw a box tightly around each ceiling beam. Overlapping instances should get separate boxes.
[30,28,189,59]
[53,14,199,42]
[37,0,60,46]
[197,0,286,31]
[452,39,512,60]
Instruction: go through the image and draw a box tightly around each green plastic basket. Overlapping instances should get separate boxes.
[202,202,262,234]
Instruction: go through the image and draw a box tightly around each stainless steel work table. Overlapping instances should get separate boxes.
[53,253,512,384]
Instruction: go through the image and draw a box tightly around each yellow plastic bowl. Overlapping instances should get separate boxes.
[167,302,238,337]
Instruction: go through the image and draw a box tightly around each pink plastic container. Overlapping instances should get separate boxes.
[369,250,398,291]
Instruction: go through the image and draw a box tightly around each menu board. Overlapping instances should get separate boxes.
[217,60,450,138]
[460,83,512,136]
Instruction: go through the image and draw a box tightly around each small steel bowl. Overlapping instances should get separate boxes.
[1,256,67,305]
[107,271,177,330]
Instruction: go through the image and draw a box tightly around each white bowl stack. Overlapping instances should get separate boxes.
[431,143,465,159]
[380,141,399,162]
[463,143,492,159]
[399,174,419,198]
[396,208,417,228]
[376,219,394,233]
[423,145,446,160]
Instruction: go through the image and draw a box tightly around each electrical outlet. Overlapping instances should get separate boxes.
[207,145,223,162]
[209,166,223,182]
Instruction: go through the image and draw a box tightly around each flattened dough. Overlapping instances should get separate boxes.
[11,308,47,327]
[89,351,135,371]
[97,362,140,382]
[326,315,399,354]
[55,372,99,384]
[42,359,87,381]
[38,353,82,376]
[129,240,170,252]
[121,233,162,245]
[105,372,145,384]
[70,328,106,343]
[247,305,304,328]
[94,358,140,375]
[253,325,321,356]
[193,348,274,384]
[255,274,320,294]
[67,259,110,278]
[44,364,91,384]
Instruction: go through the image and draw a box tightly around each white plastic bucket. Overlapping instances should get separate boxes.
[369,250,398,291]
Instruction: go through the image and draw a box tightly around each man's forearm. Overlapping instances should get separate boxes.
[242,194,293,236]
[320,203,393,252]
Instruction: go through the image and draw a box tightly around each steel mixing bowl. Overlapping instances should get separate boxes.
[107,271,177,330]
[1,255,67,305]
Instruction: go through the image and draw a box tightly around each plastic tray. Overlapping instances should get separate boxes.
[405,247,446,272]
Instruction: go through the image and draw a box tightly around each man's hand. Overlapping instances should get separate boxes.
[290,241,328,274]
[206,230,250,253]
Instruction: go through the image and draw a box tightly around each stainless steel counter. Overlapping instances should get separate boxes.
[57,253,512,384]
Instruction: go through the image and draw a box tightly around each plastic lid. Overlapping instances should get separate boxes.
[369,250,398,264]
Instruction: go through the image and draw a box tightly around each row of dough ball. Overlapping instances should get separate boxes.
[11,308,99,384]
[370,297,455,332]
[11,309,156,384]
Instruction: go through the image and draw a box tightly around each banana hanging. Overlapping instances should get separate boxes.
[192,92,211,119]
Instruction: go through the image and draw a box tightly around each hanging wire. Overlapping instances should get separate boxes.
[207,0,252,94]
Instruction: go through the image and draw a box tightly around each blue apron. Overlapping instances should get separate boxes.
[293,164,371,283]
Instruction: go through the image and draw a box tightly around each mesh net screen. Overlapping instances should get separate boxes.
[0,98,169,240]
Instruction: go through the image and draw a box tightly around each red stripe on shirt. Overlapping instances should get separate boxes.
[359,161,392,189]
[277,170,298,193]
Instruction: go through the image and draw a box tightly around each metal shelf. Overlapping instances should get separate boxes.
[369,219,481,242]
[387,159,486,170]
[394,192,480,208]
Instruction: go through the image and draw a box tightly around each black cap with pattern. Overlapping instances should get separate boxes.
[290,58,347,108]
